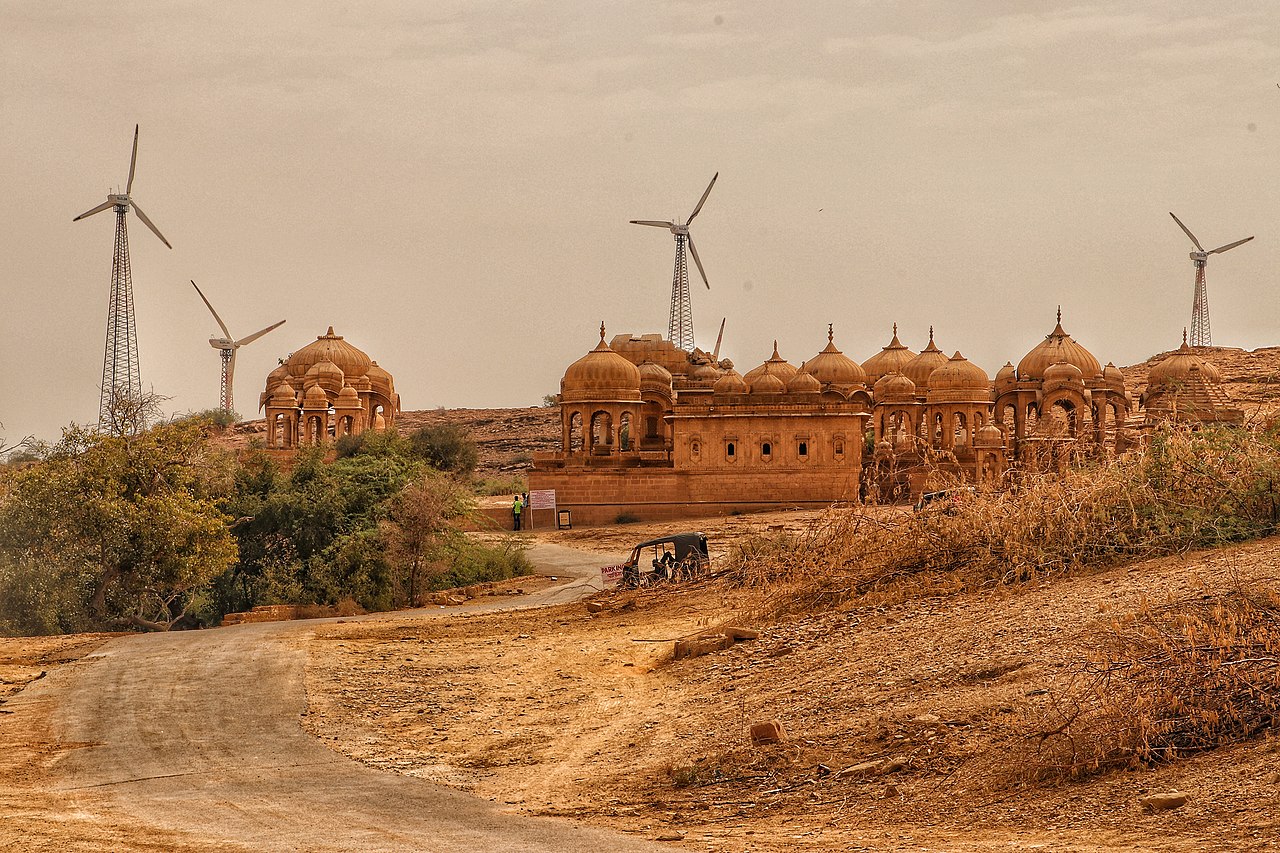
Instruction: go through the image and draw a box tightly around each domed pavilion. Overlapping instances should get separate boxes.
[260,327,400,449]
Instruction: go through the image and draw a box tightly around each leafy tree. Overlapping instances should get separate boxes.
[408,424,479,477]
[0,419,238,632]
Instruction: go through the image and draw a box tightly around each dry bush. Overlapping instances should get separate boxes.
[1007,581,1280,783]
[723,424,1280,618]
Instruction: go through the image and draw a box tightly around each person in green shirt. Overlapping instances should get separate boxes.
[512,494,524,531]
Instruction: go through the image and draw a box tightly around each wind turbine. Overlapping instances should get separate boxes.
[191,281,286,416]
[631,172,718,352]
[73,124,172,432]
[1169,212,1253,347]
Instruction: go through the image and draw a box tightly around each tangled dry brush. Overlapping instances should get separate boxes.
[722,424,1280,781]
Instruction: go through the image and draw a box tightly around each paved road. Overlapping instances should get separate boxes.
[16,542,658,852]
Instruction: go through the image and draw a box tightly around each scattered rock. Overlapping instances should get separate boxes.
[586,601,607,614]
[882,783,899,798]
[749,720,787,746]
[674,634,733,660]
[838,761,882,780]
[655,830,686,841]
[1139,792,1189,812]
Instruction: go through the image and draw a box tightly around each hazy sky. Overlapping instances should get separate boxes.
[3,1,1278,443]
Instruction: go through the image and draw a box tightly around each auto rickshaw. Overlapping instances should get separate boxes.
[620,532,711,588]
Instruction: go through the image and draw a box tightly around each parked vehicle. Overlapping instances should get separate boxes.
[619,532,710,588]
[913,487,976,512]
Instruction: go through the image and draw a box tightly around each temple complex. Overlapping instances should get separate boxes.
[530,313,1243,524]
[258,327,400,449]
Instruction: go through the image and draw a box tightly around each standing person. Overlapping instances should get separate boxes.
[512,494,524,531]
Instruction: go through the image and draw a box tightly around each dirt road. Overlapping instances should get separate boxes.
[7,543,660,852]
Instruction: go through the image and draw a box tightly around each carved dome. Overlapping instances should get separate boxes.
[874,371,917,401]
[364,362,395,395]
[975,423,1004,446]
[1043,361,1085,387]
[305,359,345,394]
[927,352,990,393]
[995,362,1016,383]
[786,370,822,394]
[802,328,867,387]
[335,384,361,407]
[1149,337,1224,387]
[749,372,786,394]
[743,342,798,387]
[266,363,290,388]
[269,382,297,407]
[1017,312,1102,381]
[902,329,949,388]
[560,325,642,402]
[689,361,721,382]
[713,369,748,395]
[286,327,373,380]
[302,383,330,408]
[1103,362,1126,387]
[862,325,918,384]
[638,361,674,387]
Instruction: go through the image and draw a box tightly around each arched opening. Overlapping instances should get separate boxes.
[1025,403,1040,433]
[568,411,584,452]
[1051,399,1078,437]
[761,441,773,460]
[953,412,969,448]
[619,411,633,452]
[590,410,612,453]
[726,441,736,460]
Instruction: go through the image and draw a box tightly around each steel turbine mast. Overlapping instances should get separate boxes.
[73,125,172,432]
[1168,212,1253,347]
[630,173,718,352]
[191,281,285,416]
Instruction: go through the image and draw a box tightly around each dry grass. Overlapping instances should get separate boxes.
[711,424,1280,787]
[1004,578,1280,783]
[724,425,1280,619]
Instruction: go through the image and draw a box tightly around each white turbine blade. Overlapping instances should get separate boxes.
[687,172,719,224]
[1209,235,1254,254]
[712,317,726,361]
[687,233,710,288]
[236,319,286,348]
[126,124,139,194]
[1169,211,1203,251]
[73,199,114,221]
[130,201,172,249]
[630,219,675,228]
[190,281,232,339]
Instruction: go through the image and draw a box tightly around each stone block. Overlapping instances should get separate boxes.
[749,720,787,746]
[586,601,606,614]
[674,634,733,659]
[1139,792,1189,812]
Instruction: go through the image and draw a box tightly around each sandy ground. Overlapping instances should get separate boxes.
[301,521,1280,852]
[6,514,1280,851]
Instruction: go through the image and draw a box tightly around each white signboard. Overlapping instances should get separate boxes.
[529,489,556,510]
[601,564,624,585]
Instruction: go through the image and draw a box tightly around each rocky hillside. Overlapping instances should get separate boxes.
[218,406,559,478]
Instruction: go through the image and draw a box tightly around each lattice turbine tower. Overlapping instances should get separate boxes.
[630,173,718,353]
[1168,212,1253,348]
[73,125,172,432]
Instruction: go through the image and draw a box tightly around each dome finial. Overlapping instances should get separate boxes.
[1182,327,1188,346]
[772,339,780,358]
[599,321,606,343]
[892,322,898,336]
[828,323,833,343]
[928,325,935,343]
[1056,305,1062,325]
